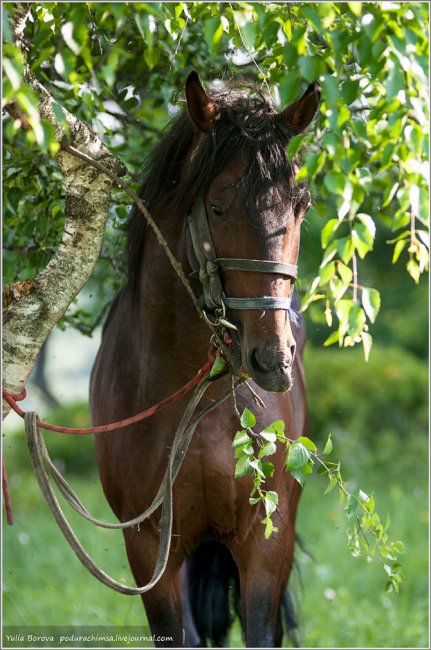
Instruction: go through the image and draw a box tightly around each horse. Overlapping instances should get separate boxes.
[90,71,320,648]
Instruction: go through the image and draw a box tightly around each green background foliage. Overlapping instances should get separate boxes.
[3,1,429,349]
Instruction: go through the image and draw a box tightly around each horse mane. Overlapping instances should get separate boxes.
[126,80,308,293]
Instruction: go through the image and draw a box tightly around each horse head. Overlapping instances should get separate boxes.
[185,72,320,392]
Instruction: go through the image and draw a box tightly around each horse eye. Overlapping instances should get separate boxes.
[211,204,224,218]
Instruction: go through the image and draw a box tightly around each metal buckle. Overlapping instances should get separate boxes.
[203,299,238,331]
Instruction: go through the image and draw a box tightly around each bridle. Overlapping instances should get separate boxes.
[187,195,299,321]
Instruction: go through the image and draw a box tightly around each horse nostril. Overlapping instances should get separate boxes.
[250,347,268,373]
[249,344,293,375]
[290,342,296,362]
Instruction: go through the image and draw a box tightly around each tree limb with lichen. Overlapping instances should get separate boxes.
[2,3,126,418]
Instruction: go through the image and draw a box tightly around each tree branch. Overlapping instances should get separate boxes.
[2,4,126,419]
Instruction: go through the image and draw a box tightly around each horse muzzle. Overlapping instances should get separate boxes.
[231,338,295,393]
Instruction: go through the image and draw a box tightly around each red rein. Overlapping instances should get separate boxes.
[2,359,213,525]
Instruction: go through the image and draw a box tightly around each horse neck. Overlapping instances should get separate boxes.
[134,214,209,371]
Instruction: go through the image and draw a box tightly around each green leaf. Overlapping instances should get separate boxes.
[210,356,227,378]
[287,133,306,160]
[361,288,381,323]
[279,75,301,108]
[262,515,277,539]
[290,460,314,487]
[232,430,251,449]
[204,17,223,51]
[266,490,278,505]
[61,22,81,55]
[240,408,256,429]
[101,65,115,88]
[261,461,275,477]
[337,237,355,264]
[352,220,375,258]
[264,490,278,516]
[345,494,359,517]
[262,420,285,440]
[407,258,421,284]
[324,475,338,494]
[323,330,340,347]
[286,441,311,471]
[361,331,373,361]
[3,57,22,91]
[337,262,353,286]
[392,239,407,264]
[348,2,362,16]
[357,213,376,240]
[321,219,340,248]
[258,441,277,458]
[323,433,333,455]
[2,6,13,43]
[358,489,370,504]
[249,459,265,477]
[234,443,254,458]
[235,455,252,478]
[298,55,324,83]
[341,78,360,105]
[347,304,366,338]
[324,172,346,195]
[319,260,336,285]
[321,75,339,108]
[295,436,317,453]
[260,430,277,443]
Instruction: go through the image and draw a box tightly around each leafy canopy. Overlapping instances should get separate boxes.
[3,2,429,351]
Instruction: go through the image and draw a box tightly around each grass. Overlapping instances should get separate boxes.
[2,346,429,648]
[295,468,429,648]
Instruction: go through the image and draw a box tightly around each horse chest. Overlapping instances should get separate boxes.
[170,429,244,537]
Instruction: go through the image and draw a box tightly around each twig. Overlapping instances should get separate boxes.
[244,381,266,409]
[228,2,274,104]
[169,16,189,70]
[87,4,103,56]
[352,251,358,304]
[231,375,241,420]
[4,244,44,254]
[103,107,162,135]
[410,207,418,248]
[61,141,203,321]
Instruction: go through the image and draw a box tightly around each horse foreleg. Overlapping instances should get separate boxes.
[123,526,184,648]
[234,532,295,648]
[142,585,183,648]
[240,571,285,647]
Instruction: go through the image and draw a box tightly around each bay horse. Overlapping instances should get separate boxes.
[90,72,320,648]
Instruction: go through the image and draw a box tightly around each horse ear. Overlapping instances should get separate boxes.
[277,82,321,134]
[185,71,217,134]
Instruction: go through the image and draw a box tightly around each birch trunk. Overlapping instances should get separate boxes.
[2,4,126,418]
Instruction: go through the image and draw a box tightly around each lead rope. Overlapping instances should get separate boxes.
[24,378,233,594]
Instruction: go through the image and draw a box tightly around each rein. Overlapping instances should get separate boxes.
[3,360,212,435]
[3,360,234,595]
[24,378,233,595]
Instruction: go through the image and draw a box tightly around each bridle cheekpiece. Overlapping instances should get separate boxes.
[186,196,299,324]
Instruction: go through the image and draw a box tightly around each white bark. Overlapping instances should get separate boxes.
[2,4,126,417]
